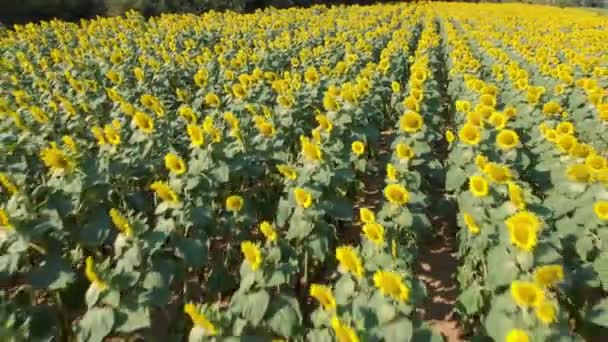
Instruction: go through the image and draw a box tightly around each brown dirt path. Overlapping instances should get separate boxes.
[415,215,463,342]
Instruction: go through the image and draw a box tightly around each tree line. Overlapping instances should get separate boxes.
[0,0,394,25]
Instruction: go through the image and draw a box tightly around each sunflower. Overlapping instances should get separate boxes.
[150,181,179,204]
[463,212,480,234]
[384,184,409,205]
[480,93,496,108]
[594,201,608,220]
[475,154,488,171]
[484,163,511,183]
[301,136,323,162]
[330,316,359,342]
[488,112,507,129]
[535,301,556,324]
[400,111,423,133]
[225,195,244,212]
[133,112,154,134]
[505,329,529,342]
[187,124,205,147]
[336,246,364,279]
[396,143,414,160]
[276,164,297,180]
[359,208,375,224]
[543,101,562,115]
[304,67,320,85]
[570,143,593,158]
[586,155,607,172]
[84,256,107,290]
[351,141,365,156]
[0,173,18,195]
[259,221,277,242]
[556,121,574,135]
[91,126,106,146]
[458,123,481,145]
[386,163,397,182]
[566,164,592,183]
[506,211,541,252]
[164,153,187,175]
[507,182,526,209]
[362,222,385,246]
[0,208,12,229]
[109,208,133,237]
[294,188,313,208]
[469,175,489,197]
[373,270,409,302]
[184,303,217,336]
[40,143,74,175]
[496,129,519,150]
[557,134,577,153]
[204,93,221,108]
[445,129,455,144]
[391,81,401,93]
[309,284,336,311]
[534,265,564,288]
[315,114,333,133]
[511,281,544,308]
[241,241,262,271]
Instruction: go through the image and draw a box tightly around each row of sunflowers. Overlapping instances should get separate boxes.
[439,2,608,342]
[1,1,607,341]
[0,2,455,341]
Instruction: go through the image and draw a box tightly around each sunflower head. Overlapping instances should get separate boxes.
[362,222,385,246]
[241,241,262,271]
[396,143,414,160]
[496,129,520,151]
[534,264,564,288]
[463,212,480,234]
[225,195,244,212]
[511,280,544,308]
[505,211,541,252]
[309,284,336,311]
[164,153,187,175]
[294,187,313,208]
[351,141,365,156]
[469,175,489,197]
[459,123,481,145]
[399,111,423,133]
[383,184,409,205]
[335,246,364,279]
[359,208,375,224]
[506,329,529,342]
[373,270,409,302]
[276,164,297,180]
[566,164,593,183]
[594,201,608,220]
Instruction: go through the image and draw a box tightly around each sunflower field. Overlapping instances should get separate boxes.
[0,1,607,341]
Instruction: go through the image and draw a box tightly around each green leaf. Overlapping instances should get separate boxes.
[79,208,111,247]
[85,285,104,308]
[457,282,482,316]
[446,166,467,192]
[0,254,20,277]
[334,275,355,305]
[27,255,75,290]
[77,307,115,342]
[174,237,207,269]
[586,299,608,327]
[286,212,315,240]
[486,246,519,289]
[242,290,270,325]
[576,235,595,261]
[267,295,302,338]
[381,316,413,342]
[593,253,608,291]
[116,306,150,333]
